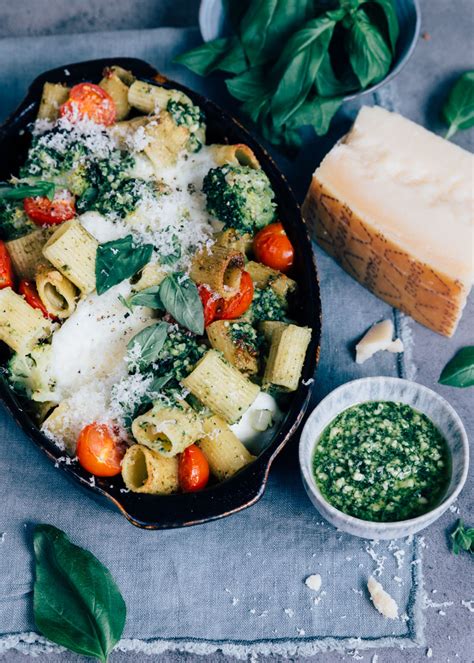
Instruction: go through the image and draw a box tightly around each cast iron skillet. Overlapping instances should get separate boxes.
[0,58,321,529]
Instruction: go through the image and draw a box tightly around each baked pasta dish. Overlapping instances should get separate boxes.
[0,65,312,495]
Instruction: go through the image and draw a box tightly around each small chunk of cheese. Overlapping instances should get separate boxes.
[305,574,322,592]
[355,319,404,364]
[304,106,474,336]
[367,576,399,620]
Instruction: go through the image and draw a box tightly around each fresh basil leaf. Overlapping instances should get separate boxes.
[316,51,359,97]
[96,235,153,295]
[364,0,399,53]
[146,372,174,401]
[118,293,133,312]
[288,96,344,136]
[226,65,270,101]
[439,346,474,388]
[77,186,99,213]
[33,524,126,663]
[270,15,338,125]
[451,520,474,555]
[159,273,204,335]
[0,181,56,201]
[175,36,247,76]
[441,71,474,140]
[240,0,314,67]
[223,0,251,31]
[127,322,169,370]
[127,286,164,309]
[346,8,392,88]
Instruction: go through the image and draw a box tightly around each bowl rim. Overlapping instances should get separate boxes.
[198,0,422,101]
[299,376,469,533]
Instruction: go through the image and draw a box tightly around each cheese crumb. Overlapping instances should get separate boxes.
[367,576,399,619]
[305,574,322,592]
[355,319,404,364]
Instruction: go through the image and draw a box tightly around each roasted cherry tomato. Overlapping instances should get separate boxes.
[60,83,116,126]
[76,423,124,477]
[18,279,56,320]
[198,284,220,327]
[24,190,76,226]
[178,444,210,493]
[253,222,294,273]
[0,241,14,289]
[216,270,254,320]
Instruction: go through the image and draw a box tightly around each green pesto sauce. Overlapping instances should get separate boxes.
[313,401,451,522]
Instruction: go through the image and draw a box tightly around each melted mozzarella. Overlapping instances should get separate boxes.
[230,392,282,452]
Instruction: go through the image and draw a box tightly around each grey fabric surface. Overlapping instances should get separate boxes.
[0,14,472,662]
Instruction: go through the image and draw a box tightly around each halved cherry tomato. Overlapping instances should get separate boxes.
[18,279,56,320]
[178,444,210,493]
[0,241,14,289]
[198,284,220,327]
[76,423,124,477]
[253,222,294,273]
[24,190,76,226]
[60,83,116,126]
[216,270,254,320]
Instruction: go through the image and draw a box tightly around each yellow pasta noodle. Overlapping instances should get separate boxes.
[35,263,78,319]
[210,144,260,169]
[143,113,189,171]
[37,82,70,120]
[131,403,203,457]
[122,444,179,494]
[99,70,131,120]
[133,263,168,291]
[246,261,296,303]
[0,287,54,353]
[42,219,98,294]
[190,243,244,299]
[206,320,258,375]
[108,65,135,86]
[182,350,260,424]
[260,320,287,344]
[198,415,256,481]
[263,324,312,392]
[6,228,52,280]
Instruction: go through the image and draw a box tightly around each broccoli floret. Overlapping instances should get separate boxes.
[79,178,159,218]
[0,201,35,240]
[250,287,286,322]
[202,165,276,235]
[8,345,56,401]
[167,99,206,152]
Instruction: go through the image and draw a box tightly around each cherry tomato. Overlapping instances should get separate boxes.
[253,222,294,273]
[60,83,116,126]
[179,444,210,493]
[0,241,14,289]
[18,279,56,320]
[76,423,124,477]
[216,270,254,320]
[198,284,220,327]
[24,190,76,226]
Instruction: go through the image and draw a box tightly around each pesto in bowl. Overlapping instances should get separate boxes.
[313,401,451,522]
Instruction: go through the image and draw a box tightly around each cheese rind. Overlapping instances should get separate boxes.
[303,106,474,337]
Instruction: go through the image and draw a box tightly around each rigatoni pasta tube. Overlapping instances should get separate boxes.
[37,82,70,120]
[210,144,260,169]
[131,403,203,457]
[190,243,244,299]
[35,264,78,319]
[128,80,193,114]
[133,262,168,291]
[143,113,189,171]
[260,320,287,344]
[122,444,179,494]
[246,261,296,302]
[182,350,260,424]
[206,320,258,375]
[198,415,256,481]
[42,219,98,294]
[99,71,131,120]
[263,324,312,392]
[0,287,54,353]
[6,228,52,280]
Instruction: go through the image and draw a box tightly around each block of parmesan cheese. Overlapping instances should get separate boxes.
[303,106,474,336]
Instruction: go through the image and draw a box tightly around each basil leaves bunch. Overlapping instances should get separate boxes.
[175,0,399,147]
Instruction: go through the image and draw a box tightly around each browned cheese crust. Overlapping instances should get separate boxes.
[302,178,468,337]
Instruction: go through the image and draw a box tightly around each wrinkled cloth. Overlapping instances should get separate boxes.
[0,27,424,657]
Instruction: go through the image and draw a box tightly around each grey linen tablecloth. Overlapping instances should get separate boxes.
[0,26,434,658]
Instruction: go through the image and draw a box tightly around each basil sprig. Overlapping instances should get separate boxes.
[0,181,56,201]
[442,71,474,140]
[120,285,164,311]
[451,519,474,555]
[33,524,126,663]
[175,0,399,146]
[159,272,205,336]
[439,346,474,388]
[127,322,169,370]
[96,235,153,295]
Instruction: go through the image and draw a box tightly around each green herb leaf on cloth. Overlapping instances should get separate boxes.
[441,71,474,140]
[439,346,474,388]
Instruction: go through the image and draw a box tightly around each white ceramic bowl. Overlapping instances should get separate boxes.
[299,377,469,540]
